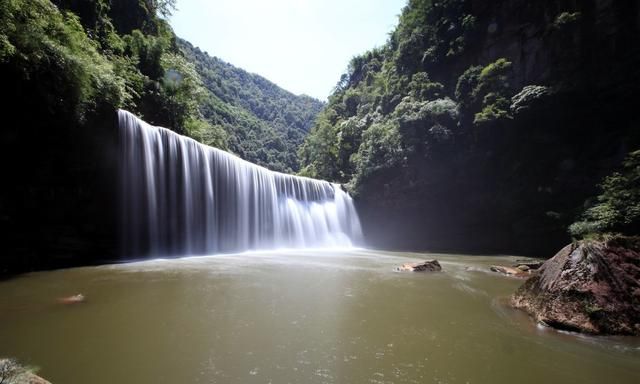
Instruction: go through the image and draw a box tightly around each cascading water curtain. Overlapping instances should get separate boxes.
[118,110,363,257]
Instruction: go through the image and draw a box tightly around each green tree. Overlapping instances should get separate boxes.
[570,150,640,238]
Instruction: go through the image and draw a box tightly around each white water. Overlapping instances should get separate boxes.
[118,110,363,256]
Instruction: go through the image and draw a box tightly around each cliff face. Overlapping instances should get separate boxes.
[339,0,640,256]
[466,0,639,92]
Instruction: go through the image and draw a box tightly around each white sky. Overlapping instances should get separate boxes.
[170,0,406,100]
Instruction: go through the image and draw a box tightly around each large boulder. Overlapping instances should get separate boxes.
[511,237,640,335]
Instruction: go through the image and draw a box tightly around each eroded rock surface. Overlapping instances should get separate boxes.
[397,260,442,272]
[511,237,640,335]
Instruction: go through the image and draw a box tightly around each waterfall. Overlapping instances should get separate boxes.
[118,110,363,257]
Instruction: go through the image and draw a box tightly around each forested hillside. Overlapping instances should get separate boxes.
[300,0,640,255]
[179,40,324,172]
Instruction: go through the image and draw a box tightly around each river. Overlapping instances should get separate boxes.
[1,249,639,383]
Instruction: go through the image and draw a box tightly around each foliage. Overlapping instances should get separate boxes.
[0,0,214,136]
[392,0,473,71]
[472,58,513,125]
[0,0,127,120]
[179,39,324,172]
[298,114,340,180]
[474,93,511,124]
[455,65,482,107]
[4,0,322,170]
[570,150,640,238]
[184,118,228,149]
[353,120,404,184]
[144,0,177,18]
[408,72,444,100]
[300,0,480,187]
[157,52,205,130]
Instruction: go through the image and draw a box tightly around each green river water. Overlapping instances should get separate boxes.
[1,249,639,383]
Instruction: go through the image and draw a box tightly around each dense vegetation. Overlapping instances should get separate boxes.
[570,150,640,238]
[180,40,323,172]
[300,0,640,254]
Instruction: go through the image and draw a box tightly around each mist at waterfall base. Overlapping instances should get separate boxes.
[118,110,363,257]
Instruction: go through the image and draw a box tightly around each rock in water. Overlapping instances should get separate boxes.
[511,237,640,335]
[0,359,52,384]
[57,293,85,305]
[397,260,442,272]
[490,265,530,277]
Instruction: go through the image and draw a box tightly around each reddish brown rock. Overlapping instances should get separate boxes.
[511,237,640,335]
[397,260,442,272]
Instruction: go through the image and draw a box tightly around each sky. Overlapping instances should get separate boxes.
[170,0,406,100]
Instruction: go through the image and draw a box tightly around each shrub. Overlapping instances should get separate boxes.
[455,65,482,106]
[570,150,640,238]
[354,121,404,182]
[0,0,127,119]
[474,93,511,124]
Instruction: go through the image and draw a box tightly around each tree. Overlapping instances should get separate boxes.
[144,0,177,18]
[570,150,640,238]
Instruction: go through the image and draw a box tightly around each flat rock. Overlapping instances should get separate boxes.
[511,237,640,335]
[397,260,442,272]
[489,265,530,277]
[512,260,544,270]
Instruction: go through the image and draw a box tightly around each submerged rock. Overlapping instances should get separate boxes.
[511,237,640,335]
[490,265,530,277]
[512,260,544,270]
[56,294,85,305]
[397,260,442,272]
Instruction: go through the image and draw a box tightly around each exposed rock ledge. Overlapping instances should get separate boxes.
[511,237,640,335]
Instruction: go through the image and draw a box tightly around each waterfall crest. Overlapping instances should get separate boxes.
[118,110,363,256]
